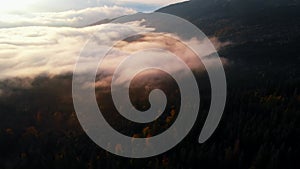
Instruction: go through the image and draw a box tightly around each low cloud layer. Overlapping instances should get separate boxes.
[90,33,229,87]
[0,20,230,92]
[0,6,136,28]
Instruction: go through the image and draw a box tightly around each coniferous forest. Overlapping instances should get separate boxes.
[0,0,299,168]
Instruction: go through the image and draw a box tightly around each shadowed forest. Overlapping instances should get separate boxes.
[0,0,300,168]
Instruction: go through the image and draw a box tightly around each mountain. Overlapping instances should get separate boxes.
[158,0,300,22]
[88,18,115,26]
[0,1,299,169]
[157,0,300,69]
[157,0,300,40]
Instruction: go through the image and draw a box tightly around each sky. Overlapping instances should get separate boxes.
[0,0,188,13]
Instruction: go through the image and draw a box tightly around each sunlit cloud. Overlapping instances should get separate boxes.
[92,33,230,88]
[0,21,152,80]
[0,6,136,28]
[0,20,230,90]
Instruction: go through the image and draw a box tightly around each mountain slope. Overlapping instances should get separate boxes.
[157,0,300,67]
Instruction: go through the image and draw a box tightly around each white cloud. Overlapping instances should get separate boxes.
[0,20,230,88]
[0,6,136,28]
[91,32,230,88]
[0,21,152,79]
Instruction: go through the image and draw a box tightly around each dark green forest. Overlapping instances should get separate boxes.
[0,0,299,168]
